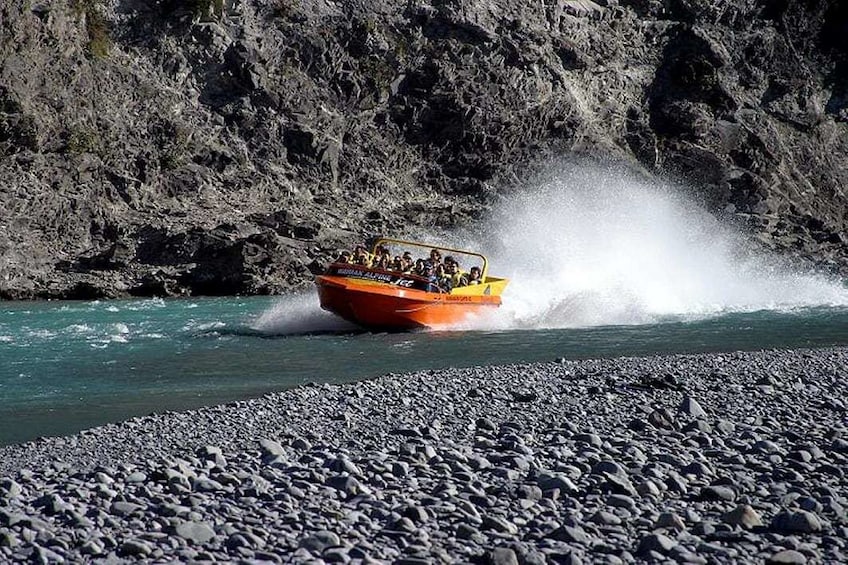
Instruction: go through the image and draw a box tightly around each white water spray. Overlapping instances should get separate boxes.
[250,293,357,334]
[254,162,848,333]
[467,163,848,329]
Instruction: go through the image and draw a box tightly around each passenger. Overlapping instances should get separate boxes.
[466,266,482,285]
[400,252,415,274]
[443,256,465,288]
[391,255,404,271]
[401,262,413,274]
[375,253,391,270]
[414,258,426,277]
[376,244,392,265]
[353,245,372,267]
[428,248,442,268]
[435,264,452,292]
[421,263,441,293]
[335,250,352,264]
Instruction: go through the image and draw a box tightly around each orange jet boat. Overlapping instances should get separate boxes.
[315,238,509,330]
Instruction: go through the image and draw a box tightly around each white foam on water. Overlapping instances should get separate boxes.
[127,298,166,311]
[459,163,848,329]
[250,293,358,335]
[250,162,848,333]
[142,333,166,339]
[194,321,227,332]
[27,329,56,339]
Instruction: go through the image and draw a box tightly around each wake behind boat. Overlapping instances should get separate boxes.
[315,238,509,330]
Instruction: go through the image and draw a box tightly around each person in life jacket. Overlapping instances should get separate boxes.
[443,256,465,288]
[353,245,372,267]
[413,258,427,276]
[466,266,482,285]
[421,263,441,293]
[373,245,392,269]
[400,252,415,274]
[335,250,353,263]
[428,248,442,268]
[434,263,453,291]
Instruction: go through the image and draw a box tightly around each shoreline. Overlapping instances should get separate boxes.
[2,347,847,562]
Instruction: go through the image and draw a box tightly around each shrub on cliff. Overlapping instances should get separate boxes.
[70,0,110,59]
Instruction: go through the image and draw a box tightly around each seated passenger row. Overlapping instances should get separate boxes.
[334,245,482,290]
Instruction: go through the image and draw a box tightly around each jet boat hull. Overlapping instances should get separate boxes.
[315,272,503,330]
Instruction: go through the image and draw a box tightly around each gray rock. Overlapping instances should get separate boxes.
[292,437,312,451]
[258,438,285,459]
[722,504,764,529]
[175,521,216,544]
[110,501,143,516]
[485,547,520,565]
[654,512,686,531]
[0,531,18,548]
[607,494,637,509]
[125,471,147,483]
[603,474,638,497]
[636,479,661,497]
[120,540,153,557]
[482,515,519,535]
[679,397,707,418]
[637,533,677,556]
[700,485,736,502]
[326,475,367,497]
[573,433,603,447]
[589,510,622,526]
[772,510,823,533]
[300,530,341,554]
[767,549,808,564]
[0,479,22,499]
[536,472,578,494]
[456,523,485,542]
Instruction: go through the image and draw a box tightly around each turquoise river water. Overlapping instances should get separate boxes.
[2,296,848,446]
[5,168,848,445]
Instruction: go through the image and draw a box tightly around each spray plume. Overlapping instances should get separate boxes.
[255,162,848,333]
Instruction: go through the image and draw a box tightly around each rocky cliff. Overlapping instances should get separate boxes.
[1,0,846,298]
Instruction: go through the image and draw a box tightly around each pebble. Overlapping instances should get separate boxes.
[700,485,737,502]
[654,512,686,531]
[300,531,341,553]
[0,348,845,562]
[723,504,764,529]
[637,533,677,556]
[679,397,707,418]
[174,521,216,544]
[772,510,823,533]
[767,549,808,564]
[486,547,520,565]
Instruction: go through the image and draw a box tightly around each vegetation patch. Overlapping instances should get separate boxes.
[187,0,225,20]
[65,125,100,155]
[272,0,300,20]
[158,122,191,170]
[0,92,38,153]
[71,0,111,59]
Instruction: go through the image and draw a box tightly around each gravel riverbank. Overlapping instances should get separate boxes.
[2,347,847,563]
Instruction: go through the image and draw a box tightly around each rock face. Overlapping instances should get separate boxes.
[1,0,846,298]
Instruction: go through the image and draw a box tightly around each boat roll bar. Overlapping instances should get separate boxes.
[373,238,490,280]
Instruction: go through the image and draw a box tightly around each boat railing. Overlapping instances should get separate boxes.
[372,237,491,280]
